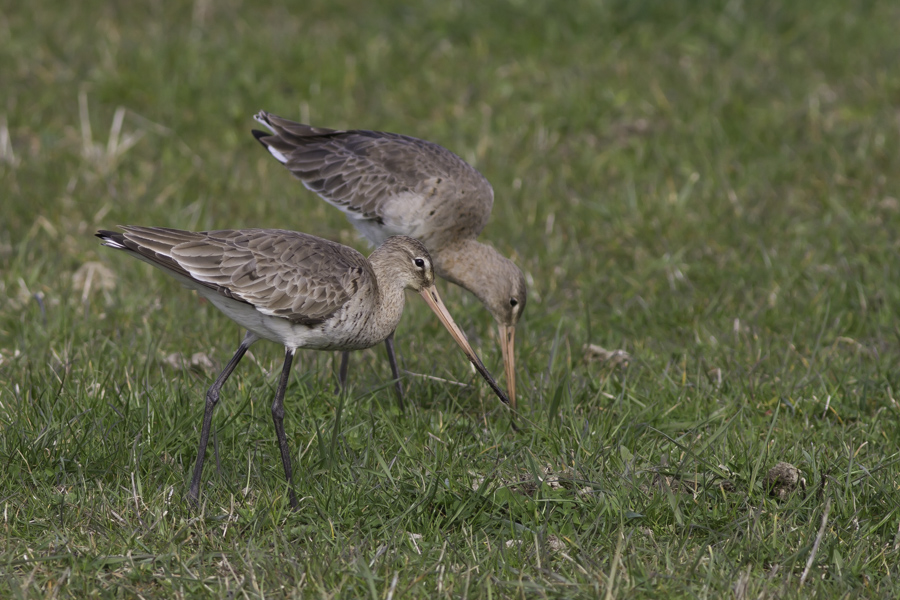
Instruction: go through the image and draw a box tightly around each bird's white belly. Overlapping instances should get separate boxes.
[204,293,369,350]
[168,277,356,351]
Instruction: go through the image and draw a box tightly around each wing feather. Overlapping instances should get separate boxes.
[102,226,374,326]
[253,111,494,236]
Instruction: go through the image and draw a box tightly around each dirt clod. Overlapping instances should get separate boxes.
[764,462,806,499]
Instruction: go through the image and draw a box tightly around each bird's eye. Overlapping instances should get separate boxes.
[510,298,518,307]
[414,258,426,268]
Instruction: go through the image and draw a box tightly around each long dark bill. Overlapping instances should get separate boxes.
[419,285,519,430]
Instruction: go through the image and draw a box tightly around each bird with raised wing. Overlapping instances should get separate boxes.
[252,111,526,409]
[97,226,512,510]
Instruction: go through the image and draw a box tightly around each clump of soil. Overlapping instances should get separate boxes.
[764,462,806,499]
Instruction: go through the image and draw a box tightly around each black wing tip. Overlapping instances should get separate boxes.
[96,228,123,240]
[251,129,269,144]
[96,229,128,250]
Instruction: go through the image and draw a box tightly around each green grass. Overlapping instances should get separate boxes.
[2,0,900,597]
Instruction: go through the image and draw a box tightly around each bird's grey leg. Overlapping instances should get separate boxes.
[334,351,350,394]
[384,331,405,410]
[188,331,254,507]
[272,348,300,510]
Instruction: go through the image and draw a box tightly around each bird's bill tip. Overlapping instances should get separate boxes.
[498,323,517,410]
[417,286,511,408]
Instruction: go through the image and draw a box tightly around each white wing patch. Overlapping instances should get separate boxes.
[100,238,126,250]
[253,113,275,133]
[253,115,289,163]
[266,145,289,164]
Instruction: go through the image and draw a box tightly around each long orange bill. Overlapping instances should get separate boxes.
[418,285,513,413]
[498,324,517,411]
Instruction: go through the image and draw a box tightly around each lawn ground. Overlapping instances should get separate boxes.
[2,0,900,597]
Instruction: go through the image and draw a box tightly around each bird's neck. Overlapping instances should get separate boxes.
[432,238,504,315]
[367,254,410,339]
